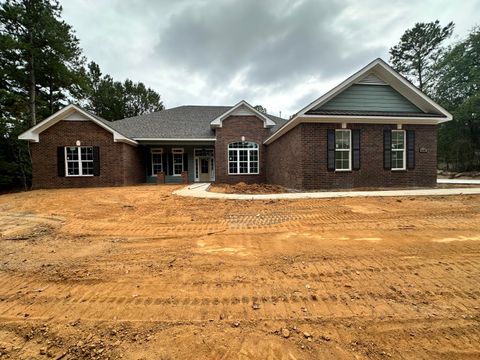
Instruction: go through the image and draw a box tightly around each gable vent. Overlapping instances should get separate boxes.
[357,73,387,85]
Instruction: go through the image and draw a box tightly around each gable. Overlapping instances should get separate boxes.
[18,104,137,145]
[210,100,276,128]
[311,84,422,113]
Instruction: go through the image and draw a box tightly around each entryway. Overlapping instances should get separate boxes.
[194,148,215,182]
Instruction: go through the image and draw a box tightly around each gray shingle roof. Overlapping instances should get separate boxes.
[102,105,287,140]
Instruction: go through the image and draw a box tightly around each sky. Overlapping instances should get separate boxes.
[62,0,479,118]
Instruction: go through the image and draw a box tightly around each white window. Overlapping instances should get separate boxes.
[151,148,163,175]
[228,142,259,174]
[335,130,351,171]
[65,146,94,176]
[172,148,184,176]
[392,130,406,170]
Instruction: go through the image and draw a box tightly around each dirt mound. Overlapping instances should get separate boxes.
[210,182,288,194]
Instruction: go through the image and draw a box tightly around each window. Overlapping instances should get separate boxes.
[172,148,184,176]
[65,146,94,176]
[151,148,163,175]
[392,130,406,170]
[335,130,351,171]
[228,142,259,174]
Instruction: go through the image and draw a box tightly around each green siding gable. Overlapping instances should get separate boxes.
[316,84,422,113]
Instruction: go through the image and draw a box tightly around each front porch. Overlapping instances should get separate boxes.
[143,143,215,184]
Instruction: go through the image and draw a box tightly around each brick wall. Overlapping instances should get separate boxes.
[266,123,437,189]
[31,120,144,189]
[265,125,303,189]
[215,116,270,184]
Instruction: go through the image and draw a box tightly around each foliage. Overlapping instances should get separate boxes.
[83,62,164,121]
[389,20,454,93]
[254,105,267,114]
[0,0,164,190]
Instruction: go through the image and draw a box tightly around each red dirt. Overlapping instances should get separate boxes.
[210,182,288,194]
[0,185,479,359]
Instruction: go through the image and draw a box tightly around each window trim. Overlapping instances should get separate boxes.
[391,130,406,171]
[64,146,94,177]
[151,148,163,176]
[172,148,184,176]
[334,129,352,172]
[227,141,260,175]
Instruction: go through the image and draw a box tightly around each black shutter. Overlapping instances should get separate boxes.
[407,130,415,169]
[183,153,188,172]
[93,146,100,176]
[327,129,335,171]
[168,153,173,176]
[57,147,65,177]
[383,130,392,170]
[352,129,361,170]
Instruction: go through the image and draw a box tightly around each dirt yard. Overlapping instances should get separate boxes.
[0,185,479,359]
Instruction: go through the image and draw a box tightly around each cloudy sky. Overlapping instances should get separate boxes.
[62,0,479,117]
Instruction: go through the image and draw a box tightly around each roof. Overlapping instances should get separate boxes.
[109,105,287,140]
[18,104,138,146]
[264,58,453,145]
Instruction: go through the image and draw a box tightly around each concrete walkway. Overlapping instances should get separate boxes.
[437,178,480,184]
[173,182,480,200]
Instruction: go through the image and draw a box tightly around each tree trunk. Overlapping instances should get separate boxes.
[28,32,36,127]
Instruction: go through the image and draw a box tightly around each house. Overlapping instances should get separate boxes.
[19,58,452,190]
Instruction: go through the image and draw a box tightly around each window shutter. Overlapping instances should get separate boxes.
[168,153,173,176]
[145,150,152,176]
[183,153,188,172]
[327,129,335,171]
[352,129,361,170]
[57,147,65,177]
[93,146,100,176]
[383,130,392,170]
[407,130,415,169]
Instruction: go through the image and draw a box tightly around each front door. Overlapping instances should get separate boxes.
[194,148,215,182]
[199,157,211,182]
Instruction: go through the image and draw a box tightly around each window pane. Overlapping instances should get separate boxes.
[82,161,94,175]
[239,150,248,161]
[335,150,350,170]
[250,162,258,174]
[66,147,78,161]
[229,162,237,174]
[249,150,258,162]
[392,150,404,169]
[392,131,405,150]
[81,147,93,161]
[67,161,79,175]
[335,130,350,150]
[239,162,248,173]
[173,154,183,175]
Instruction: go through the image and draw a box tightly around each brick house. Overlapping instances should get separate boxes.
[19,58,452,190]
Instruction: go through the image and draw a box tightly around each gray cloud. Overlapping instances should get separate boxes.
[156,0,383,89]
[62,0,480,116]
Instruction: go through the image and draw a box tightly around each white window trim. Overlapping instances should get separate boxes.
[334,129,352,172]
[227,142,260,175]
[172,148,184,176]
[151,148,163,177]
[64,146,94,177]
[391,130,406,171]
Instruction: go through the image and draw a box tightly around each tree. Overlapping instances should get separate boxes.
[254,105,267,114]
[389,20,454,92]
[84,61,164,120]
[434,27,480,108]
[0,0,85,127]
[436,28,480,171]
